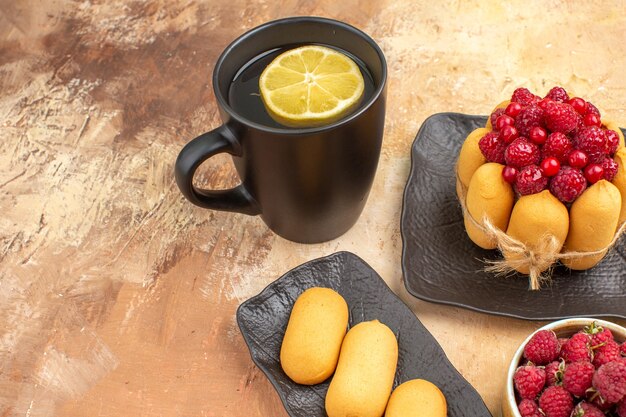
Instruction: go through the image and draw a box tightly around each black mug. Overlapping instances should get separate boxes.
[175,16,387,243]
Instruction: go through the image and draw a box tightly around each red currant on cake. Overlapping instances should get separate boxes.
[540,157,560,177]
[506,102,523,117]
[502,166,518,184]
[568,150,589,169]
[529,127,548,145]
[500,125,519,143]
[568,97,587,114]
[584,164,605,184]
[584,112,602,127]
[496,115,515,130]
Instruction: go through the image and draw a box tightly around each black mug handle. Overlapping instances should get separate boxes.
[175,125,260,215]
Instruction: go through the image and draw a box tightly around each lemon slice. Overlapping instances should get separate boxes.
[259,45,365,127]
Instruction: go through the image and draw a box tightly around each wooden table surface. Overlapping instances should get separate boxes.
[2,1,625,416]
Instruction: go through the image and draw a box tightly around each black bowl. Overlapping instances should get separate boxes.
[400,112,626,320]
[237,251,492,417]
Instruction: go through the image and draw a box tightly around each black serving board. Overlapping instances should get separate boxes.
[400,112,626,320]
[237,251,492,417]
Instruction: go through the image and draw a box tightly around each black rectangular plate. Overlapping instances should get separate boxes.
[401,112,626,320]
[237,251,492,417]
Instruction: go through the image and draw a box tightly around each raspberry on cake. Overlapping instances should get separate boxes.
[515,104,545,137]
[550,167,587,204]
[607,130,621,155]
[602,157,619,181]
[545,86,570,103]
[542,132,573,164]
[515,165,548,195]
[479,131,507,163]
[586,102,602,119]
[512,87,540,106]
[574,126,608,164]
[490,107,506,128]
[544,101,580,134]
[505,137,541,168]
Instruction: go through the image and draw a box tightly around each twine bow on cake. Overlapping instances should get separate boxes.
[456,177,626,290]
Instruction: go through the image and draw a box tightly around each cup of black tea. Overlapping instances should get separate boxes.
[175,16,387,243]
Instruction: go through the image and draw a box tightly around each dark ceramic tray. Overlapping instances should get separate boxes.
[401,112,626,320]
[237,251,492,417]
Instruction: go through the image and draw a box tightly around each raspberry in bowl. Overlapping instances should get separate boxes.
[502,318,626,417]
[456,86,626,289]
